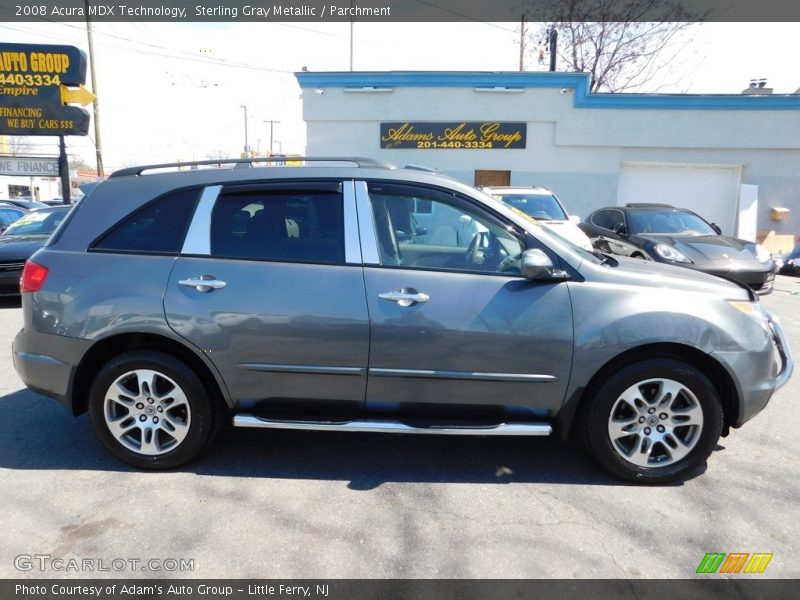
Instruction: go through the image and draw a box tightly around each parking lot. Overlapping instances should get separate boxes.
[1,277,799,579]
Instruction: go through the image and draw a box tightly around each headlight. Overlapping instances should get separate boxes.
[654,243,692,263]
[755,244,772,263]
[726,299,764,316]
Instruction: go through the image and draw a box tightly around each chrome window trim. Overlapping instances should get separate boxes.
[342,180,363,264]
[180,185,222,256]
[354,180,380,265]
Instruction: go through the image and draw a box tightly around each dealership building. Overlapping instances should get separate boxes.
[295,71,800,241]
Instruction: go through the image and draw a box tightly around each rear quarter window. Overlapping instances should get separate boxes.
[92,188,201,254]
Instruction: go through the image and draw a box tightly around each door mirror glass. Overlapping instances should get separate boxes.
[521,249,555,280]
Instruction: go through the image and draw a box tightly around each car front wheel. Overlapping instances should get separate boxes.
[585,359,723,483]
[89,351,214,469]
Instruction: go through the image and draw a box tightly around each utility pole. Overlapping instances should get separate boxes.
[264,120,281,155]
[548,27,558,72]
[519,15,526,71]
[349,0,354,71]
[240,105,249,155]
[85,0,104,177]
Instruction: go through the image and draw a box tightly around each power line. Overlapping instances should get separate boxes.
[0,22,293,74]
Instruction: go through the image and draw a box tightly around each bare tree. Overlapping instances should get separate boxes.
[4,136,31,156]
[205,149,231,161]
[526,0,703,92]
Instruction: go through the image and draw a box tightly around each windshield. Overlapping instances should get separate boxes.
[492,193,568,221]
[3,208,68,236]
[628,210,716,235]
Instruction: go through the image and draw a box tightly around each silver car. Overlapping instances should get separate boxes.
[12,158,793,483]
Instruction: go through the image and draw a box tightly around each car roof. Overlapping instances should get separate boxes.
[624,203,678,210]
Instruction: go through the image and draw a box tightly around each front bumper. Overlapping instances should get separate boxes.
[713,312,793,427]
[0,264,23,296]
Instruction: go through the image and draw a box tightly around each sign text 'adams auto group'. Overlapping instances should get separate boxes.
[380,122,527,150]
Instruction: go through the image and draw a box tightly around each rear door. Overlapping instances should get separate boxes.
[163,180,370,418]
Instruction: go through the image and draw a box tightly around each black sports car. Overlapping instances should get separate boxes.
[0,206,71,296]
[579,203,776,294]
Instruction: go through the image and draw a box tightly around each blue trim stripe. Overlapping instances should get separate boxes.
[295,71,800,110]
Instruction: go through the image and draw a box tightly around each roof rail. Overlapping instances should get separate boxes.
[403,164,439,173]
[110,156,397,178]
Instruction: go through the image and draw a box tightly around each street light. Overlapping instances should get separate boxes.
[240,105,249,155]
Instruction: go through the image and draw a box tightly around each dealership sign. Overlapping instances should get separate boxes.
[0,155,59,176]
[380,122,527,149]
[0,43,93,136]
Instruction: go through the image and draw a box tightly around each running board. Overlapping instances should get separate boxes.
[233,414,551,436]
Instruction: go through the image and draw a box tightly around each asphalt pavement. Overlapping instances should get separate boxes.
[1,277,799,579]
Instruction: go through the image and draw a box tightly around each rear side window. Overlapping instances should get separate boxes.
[210,188,345,264]
[591,209,624,231]
[93,188,200,254]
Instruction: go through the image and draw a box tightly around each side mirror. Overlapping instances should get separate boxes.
[710,222,722,235]
[612,222,627,237]
[395,230,410,242]
[569,215,581,224]
[415,226,428,236]
[521,249,555,280]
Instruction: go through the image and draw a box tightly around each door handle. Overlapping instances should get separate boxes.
[379,289,430,307]
[179,275,227,293]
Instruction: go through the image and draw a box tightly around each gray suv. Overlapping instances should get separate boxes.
[12,158,793,482]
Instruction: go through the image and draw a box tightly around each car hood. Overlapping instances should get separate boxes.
[585,253,752,299]
[637,234,759,263]
[0,235,48,261]
[539,220,594,251]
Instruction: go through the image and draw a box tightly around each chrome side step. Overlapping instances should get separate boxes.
[233,414,551,436]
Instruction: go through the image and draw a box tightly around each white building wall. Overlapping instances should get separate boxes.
[300,75,800,234]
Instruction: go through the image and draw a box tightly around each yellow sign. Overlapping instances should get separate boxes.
[59,84,95,107]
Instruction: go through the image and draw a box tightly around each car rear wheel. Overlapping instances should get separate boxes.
[89,351,214,469]
[585,359,723,483]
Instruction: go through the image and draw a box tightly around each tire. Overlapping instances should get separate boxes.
[89,350,215,469]
[584,359,723,484]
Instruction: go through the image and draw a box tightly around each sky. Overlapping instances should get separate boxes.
[1,21,799,171]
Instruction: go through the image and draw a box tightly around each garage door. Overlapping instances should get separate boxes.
[618,163,742,235]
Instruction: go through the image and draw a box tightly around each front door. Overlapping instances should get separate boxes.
[163,181,370,418]
[358,181,573,422]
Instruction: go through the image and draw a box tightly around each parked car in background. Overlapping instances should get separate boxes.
[0,203,26,234]
[11,158,793,483]
[482,186,593,251]
[0,206,71,296]
[2,198,49,211]
[580,203,776,295]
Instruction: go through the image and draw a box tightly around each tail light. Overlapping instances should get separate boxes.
[20,260,49,293]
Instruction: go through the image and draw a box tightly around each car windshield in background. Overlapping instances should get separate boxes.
[627,210,717,236]
[3,208,68,236]
[493,194,568,220]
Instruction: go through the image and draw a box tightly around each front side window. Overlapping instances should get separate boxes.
[93,188,200,254]
[210,188,345,264]
[367,183,523,275]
